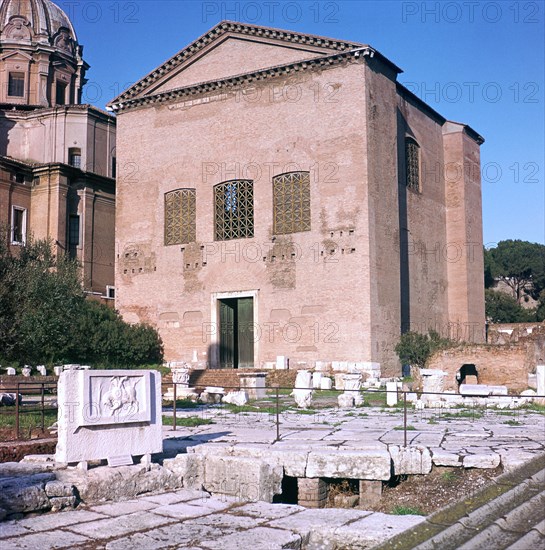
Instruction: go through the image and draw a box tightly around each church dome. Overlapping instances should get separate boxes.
[0,0,78,57]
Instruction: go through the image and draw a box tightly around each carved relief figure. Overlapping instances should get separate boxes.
[102,376,140,416]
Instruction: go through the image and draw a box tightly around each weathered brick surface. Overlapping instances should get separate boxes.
[115,26,485,377]
[298,478,328,508]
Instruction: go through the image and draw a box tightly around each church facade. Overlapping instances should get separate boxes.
[109,21,485,376]
[0,0,116,296]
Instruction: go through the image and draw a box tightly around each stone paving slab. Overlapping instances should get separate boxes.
[200,526,302,550]
[89,499,157,516]
[1,529,91,549]
[64,510,173,539]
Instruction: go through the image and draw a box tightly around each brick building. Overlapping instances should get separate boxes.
[0,0,116,296]
[109,21,485,376]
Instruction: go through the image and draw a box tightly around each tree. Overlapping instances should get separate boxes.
[394,330,454,370]
[486,240,545,304]
[0,234,163,367]
[485,289,535,324]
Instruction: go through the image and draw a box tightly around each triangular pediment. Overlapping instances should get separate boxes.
[109,21,364,106]
[0,50,32,62]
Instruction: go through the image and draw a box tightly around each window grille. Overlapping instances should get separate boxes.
[406,138,420,192]
[214,180,254,241]
[273,171,311,234]
[164,189,196,245]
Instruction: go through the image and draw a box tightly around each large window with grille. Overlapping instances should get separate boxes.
[164,188,196,245]
[214,180,254,241]
[273,171,311,234]
[405,138,420,192]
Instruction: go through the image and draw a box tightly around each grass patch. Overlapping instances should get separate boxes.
[391,505,424,516]
[394,425,416,431]
[441,470,459,483]
[162,415,214,427]
[428,418,438,424]
[503,419,522,426]
[521,403,545,415]
[440,410,483,419]
[0,409,57,430]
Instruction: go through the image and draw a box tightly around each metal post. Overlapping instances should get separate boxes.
[403,391,407,448]
[15,382,20,440]
[173,382,177,431]
[41,382,45,432]
[275,385,280,442]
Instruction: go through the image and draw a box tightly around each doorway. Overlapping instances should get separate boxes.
[218,297,254,369]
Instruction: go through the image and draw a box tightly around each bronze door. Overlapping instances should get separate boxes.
[219,298,254,369]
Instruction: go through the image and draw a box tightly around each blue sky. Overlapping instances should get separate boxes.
[59,0,544,246]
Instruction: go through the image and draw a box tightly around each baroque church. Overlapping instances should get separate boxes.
[0,0,116,296]
[109,21,486,376]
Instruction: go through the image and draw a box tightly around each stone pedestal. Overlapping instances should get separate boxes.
[6,367,15,376]
[312,372,322,389]
[276,356,288,370]
[339,373,363,407]
[238,372,267,400]
[293,370,313,408]
[320,377,332,390]
[420,369,447,400]
[55,369,162,465]
[298,478,328,508]
[386,382,398,406]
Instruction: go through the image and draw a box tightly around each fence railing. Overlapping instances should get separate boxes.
[162,382,545,446]
[1,378,543,445]
[0,380,58,442]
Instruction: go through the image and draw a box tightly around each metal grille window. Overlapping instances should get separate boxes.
[273,171,311,234]
[164,188,196,245]
[8,73,24,97]
[405,138,420,192]
[214,180,254,241]
[68,215,80,259]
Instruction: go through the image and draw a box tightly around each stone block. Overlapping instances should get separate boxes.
[463,453,501,469]
[464,374,478,385]
[306,450,391,480]
[338,393,354,408]
[276,356,288,370]
[50,496,77,511]
[238,372,267,399]
[488,385,508,396]
[320,377,332,390]
[431,450,462,467]
[389,445,432,475]
[460,384,490,396]
[202,455,283,503]
[359,480,382,508]
[222,390,248,406]
[334,373,345,390]
[312,372,322,389]
[44,480,74,497]
[55,369,162,464]
[163,453,205,490]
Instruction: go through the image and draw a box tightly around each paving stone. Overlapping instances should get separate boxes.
[234,501,304,520]
[106,522,232,550]
[200,526,302,549]
[389,445,432,475]
[9,510,108,532]
[65,510,173,539]
[268,508,370,533]
[89,499,157,516]
[0,521,33,538]
[191,512,264,529]
[0,529,91,549]
[139,491,199,505]
[333,511,425,547]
